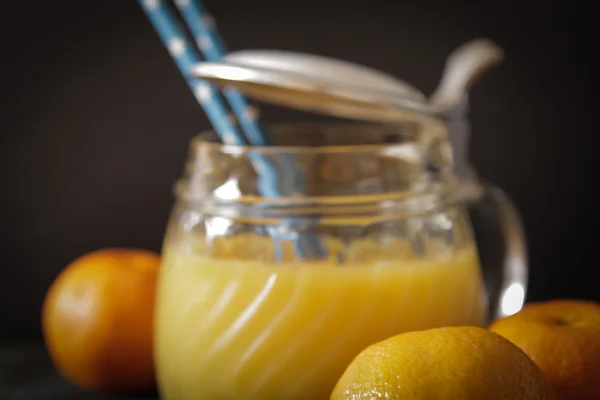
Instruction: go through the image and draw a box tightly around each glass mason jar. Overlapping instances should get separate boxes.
[155,121,527,400]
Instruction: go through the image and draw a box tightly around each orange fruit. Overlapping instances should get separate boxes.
[490,299,600,400]
[41,248,160,393]
[331,326,556,400]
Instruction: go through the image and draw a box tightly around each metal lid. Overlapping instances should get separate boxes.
[189,51,439,123]
[223,50,426,101]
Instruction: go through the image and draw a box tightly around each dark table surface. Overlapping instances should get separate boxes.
[0,345,158,399]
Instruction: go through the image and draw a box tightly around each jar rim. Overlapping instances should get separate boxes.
[178,120,456,216]
[190,121,447,156]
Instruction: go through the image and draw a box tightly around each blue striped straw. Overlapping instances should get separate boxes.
[174,0,326,259]
[139,0,326,259]
[138,0,245,146]
[173,0,269,147]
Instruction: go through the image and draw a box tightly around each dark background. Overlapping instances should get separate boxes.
[2,0,597,345]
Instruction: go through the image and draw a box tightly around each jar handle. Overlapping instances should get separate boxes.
[460,182,528,321]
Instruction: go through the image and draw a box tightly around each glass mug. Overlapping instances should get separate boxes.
[155,121,527,400]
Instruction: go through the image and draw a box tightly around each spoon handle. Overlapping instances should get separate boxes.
[430,39,504,112]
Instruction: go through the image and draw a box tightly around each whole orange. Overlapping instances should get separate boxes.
[41,248,159,393]
[331,326,556,400]
[490,299,600,400]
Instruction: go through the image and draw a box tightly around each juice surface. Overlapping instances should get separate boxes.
[155,235,487,400]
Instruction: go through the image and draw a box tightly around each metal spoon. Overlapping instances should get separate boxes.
[189,39,504,122]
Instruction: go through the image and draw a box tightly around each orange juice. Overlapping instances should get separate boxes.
[155,235,487,400]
